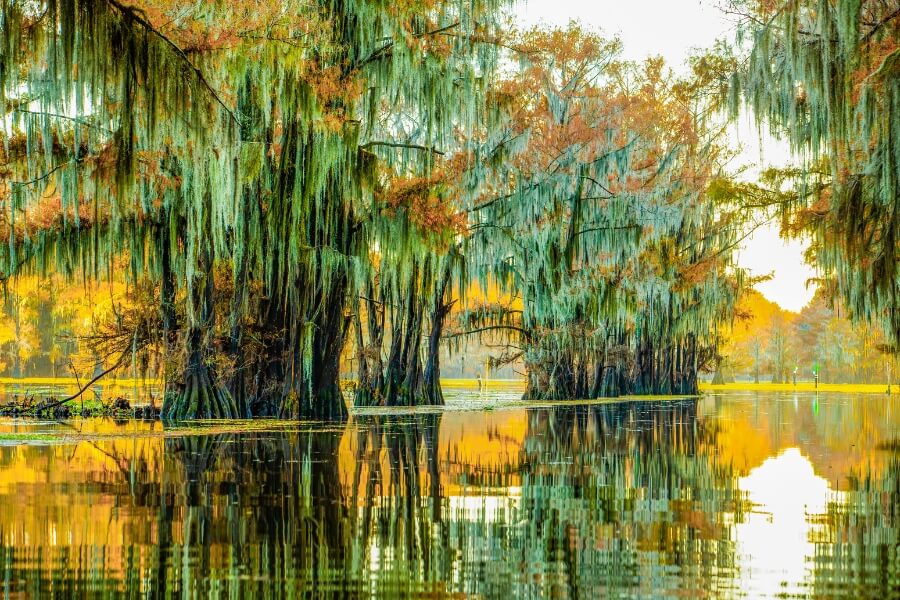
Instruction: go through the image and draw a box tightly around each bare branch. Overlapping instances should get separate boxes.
[360,141,445,155]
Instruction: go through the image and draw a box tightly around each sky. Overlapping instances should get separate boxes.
[515,0,818,312]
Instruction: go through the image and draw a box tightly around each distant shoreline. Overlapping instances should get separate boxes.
[701,382,897,394]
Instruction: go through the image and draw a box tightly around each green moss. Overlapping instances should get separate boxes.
[0,432,58,442]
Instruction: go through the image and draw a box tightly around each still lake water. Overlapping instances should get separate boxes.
[0,390,898,598]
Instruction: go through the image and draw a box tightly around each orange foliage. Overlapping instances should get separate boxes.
[486,26,712,206]
[378,172,466,237]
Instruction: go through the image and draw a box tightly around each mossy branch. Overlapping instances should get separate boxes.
[105,0,240,127]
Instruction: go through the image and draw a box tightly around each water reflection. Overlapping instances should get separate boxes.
[0,393,898,597]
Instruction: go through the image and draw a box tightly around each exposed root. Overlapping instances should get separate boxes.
[161,366,239,421]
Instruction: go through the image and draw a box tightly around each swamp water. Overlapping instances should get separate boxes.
[0,390,898,598]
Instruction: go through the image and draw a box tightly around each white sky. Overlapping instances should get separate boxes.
[515,0,817,312]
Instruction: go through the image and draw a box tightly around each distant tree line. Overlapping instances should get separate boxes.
[722,290,893,384]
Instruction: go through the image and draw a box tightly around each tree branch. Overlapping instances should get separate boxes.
[105,0,240,127]
[360,141,445,155]
[355,21,462,71]
[13,108,114,134]
[38,349,130,411]
[862,6,900,43]
[445,324,530,339]
[12,158,81,188]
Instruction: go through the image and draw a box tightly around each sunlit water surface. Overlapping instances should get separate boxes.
[0,390,898,598]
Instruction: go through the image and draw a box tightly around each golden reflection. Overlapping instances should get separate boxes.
[735,448,842,597]
[0,393,896,597]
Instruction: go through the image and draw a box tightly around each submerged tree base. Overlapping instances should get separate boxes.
[523,369,699,401]
[279,385,349,421]
[353,380,444,409]
[162,366,240,421]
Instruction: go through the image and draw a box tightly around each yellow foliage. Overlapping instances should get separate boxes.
[0,270,134,378]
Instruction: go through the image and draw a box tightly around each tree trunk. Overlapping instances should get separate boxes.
[226,186,252,418]
[161,237,238,420]
[160,217,179,402]
[422,297,450,405]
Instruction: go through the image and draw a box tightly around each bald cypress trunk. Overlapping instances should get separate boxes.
[355,258,451,408]
[226,185,253,419]
[298,273,351,420]
[159,218,179,404]
[243,270,350,421]
[161,240,239,421]
[422,295,451,406]
[523,332,701,401]
[354,289,385,407]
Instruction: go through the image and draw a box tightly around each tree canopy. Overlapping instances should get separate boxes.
[731,0,900,342]
[1,0,754,418]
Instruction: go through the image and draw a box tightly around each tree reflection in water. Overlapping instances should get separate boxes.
[515,401,743,598]
[808,457,900,598]
[0,396,899,597]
